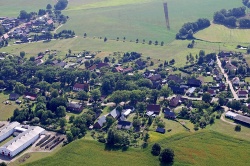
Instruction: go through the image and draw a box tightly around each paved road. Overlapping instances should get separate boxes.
[216,55,239,100]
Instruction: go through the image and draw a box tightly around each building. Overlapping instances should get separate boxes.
[187,79,202,87]
[67,102,84,112]
[0,122,20,142]
[108,108,121,119]
[232,77,240,85]
[73,83,89,92]
[234,115,250,126]
[169,86,185,94]
[93,116,106,129]
[237,90,248,98]
[167,75,183,84]
[23,92,37,101]
[164,108,176,119]
[117,121,132,130]
[147,104,161,115]
[0,126,45,158]
[9,93,20,101]
[156,127,165,134]
[207,89,216,97]
[169,95,181,107]
[186,87,196,96]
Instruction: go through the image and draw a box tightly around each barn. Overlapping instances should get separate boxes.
[0,122,20,142]
[0,126,45,157]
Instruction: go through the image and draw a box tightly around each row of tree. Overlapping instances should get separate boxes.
[176,18,210,39]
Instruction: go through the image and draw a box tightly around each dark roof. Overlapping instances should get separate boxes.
[117,121,132,129]
[147,104,161,114]
[169,95,181,107]
[149,74,161,82]
[73,83,89,90]
[156,127,165,134]
[9,93,19,99]
[169,86,185,94]
[187,79,202,87]
[136,60,145,67]
[55,61,66,68]
[164,109,176,118]
[207,89,216,94]
[97,63,109,69]
[168,75,183,83]
[68,102,82,109]
[235,115,250,125]
[238,90,248,95]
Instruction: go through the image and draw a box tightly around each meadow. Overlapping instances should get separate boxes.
[0,92,19,121]
[24,131,250,166]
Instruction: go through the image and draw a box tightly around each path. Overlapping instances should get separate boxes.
[53,24,63,33]
[220,106,237,125]
[216,55,239,100]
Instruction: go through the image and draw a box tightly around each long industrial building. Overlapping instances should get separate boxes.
[0,126,45,157]
[0,122,20,142]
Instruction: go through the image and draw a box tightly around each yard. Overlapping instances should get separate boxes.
[0,92,20,121]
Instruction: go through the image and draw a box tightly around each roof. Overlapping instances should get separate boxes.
[147,104,161,113]
[47,19,53,25]
[9,93,19,99]
[186,87,196,94]
[136,60,144,66]
[164,109,176,117]
[96,116,106,127]
[24,92,37,98]
[123,67,133,73]
[1,126,45,152]
[187,79,202,87]
[238,90,248,95]
[0,122,20,137]
[73,83,88,90]
[3,34,9,39]
[170,95,181,107]
[97,63,109,69]
[156,127,165,134]
[149,74,161,82]
[167,75,183,83]
[68,102,82,109]
[55,61,66,67]
[235,114,250,125]
[225,62,237,70]
[115,66,123,72]
[109,108,121,119]
[117,121,132,129]
[169,86,185,94]
[225,111,238,118]
[122,109,132,116]
[207,89,216,94]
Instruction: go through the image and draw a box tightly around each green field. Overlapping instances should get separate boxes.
[0,92,19,121]
[25,131,250,166]
[195,23,250,43]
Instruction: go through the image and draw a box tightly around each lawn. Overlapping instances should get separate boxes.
[195,23,250,43]
[0,92,20,121]
[24,131,250,166]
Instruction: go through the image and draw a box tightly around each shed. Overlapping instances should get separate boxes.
[156,127,165,134]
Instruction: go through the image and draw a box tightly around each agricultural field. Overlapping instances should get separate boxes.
[195,23,250,43]
[24,131,250,166]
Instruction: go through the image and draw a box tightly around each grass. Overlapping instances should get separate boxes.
[0,92,20,121]
[245,77,250,83]
[195,23,250,43]
[0,136,14,146]
[24,130,250,166]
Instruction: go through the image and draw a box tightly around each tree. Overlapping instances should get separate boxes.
[136,102,146,113]
[90,89,101,103]
[106,116,115,128]
[235,124,241,131]
[159,148,175,163]
[54,0,68,10]
[160,87,172,100]
[83,33,87,38]
[133,118,141,128]
[151,143,161,156]
[19,10,30,20]
[202,93,211,103]
[46,4,52,10]
[104,37,107,42]
[51,89,59,98]
[0,162,7,166]
[59,118,67,128]
[14,82,26,94]
[20,51,25,58]
[161,41,164,46]
[77,91,88,101]
[56,106,66,117]
[66,132,73,142]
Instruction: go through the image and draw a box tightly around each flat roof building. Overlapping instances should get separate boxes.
[0,122,20,142]
[0,126,45,157]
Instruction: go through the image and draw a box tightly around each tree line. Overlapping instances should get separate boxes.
[176,18,210,39]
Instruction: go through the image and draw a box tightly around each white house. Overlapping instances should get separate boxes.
[0,122,20,142]
[0,126,45,157]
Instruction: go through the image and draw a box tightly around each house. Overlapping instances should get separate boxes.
[169,95,181,107]
[23,92,37,101]
[55,61,67,68]
[237,90,248,98]
[169,86,185,94]
[225,62,237,71]
[135,59,145,68]
[67,102,84,112]
[3,34,9,40]
[97,63,110,69]
[123,67,133,74]
[164,108,176,119]
[207,89,216,97]
[167,75,183,84]
[9,93,19,101]
[114,66,123,72]
[187,79,202,87]
[108,108,121,119]
[208,60,214,66]
[47,19,53,25]
[214,74,223,82]
[186,87,196,96]
[149,74,161,82]
[146,104,161,115]
[156,127,165,134]
[117,121,132,130]
[232,77,240,85]
[73,83,89,92]
[93,116,106,129]
[219,51,232,58]
[219,82,226,91]
[122,108,133,117]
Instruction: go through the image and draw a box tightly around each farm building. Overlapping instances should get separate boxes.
[225,111,238,119]
[0,126,45,158]
[0,122,20,142]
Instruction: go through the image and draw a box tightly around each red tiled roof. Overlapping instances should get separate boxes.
[47,19,53,25]
[73,83,88,89]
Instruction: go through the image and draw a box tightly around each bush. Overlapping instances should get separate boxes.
[159,148,175,164]
[151,143,161,156]
[235,125,241,132]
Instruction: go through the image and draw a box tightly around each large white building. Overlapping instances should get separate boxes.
[0,126,45,157]
[0,122,20,142]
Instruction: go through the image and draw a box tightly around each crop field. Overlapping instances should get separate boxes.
[25,131,250,166]
[195,23,250,43]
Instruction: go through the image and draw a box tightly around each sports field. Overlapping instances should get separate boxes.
[24,131,250,166]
